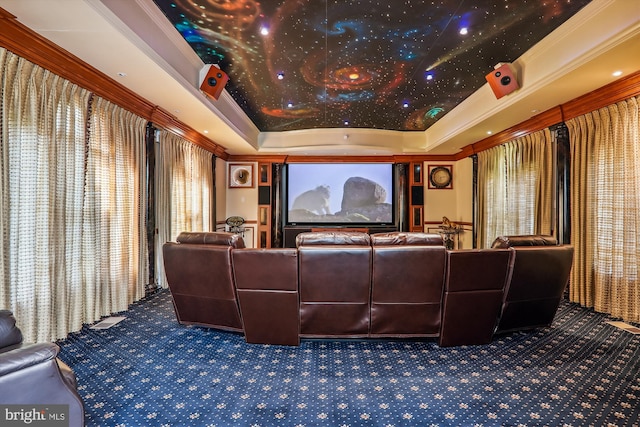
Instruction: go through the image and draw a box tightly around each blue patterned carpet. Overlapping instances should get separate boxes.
[58,290,640,427]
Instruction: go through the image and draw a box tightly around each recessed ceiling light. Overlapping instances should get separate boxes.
[487,131,493,135]
[402,101,410,108]
[260,26,269,36]
[459,27,468,35]
[277,72,285,80]
[612,70,623,77]
[117,72,127,77]
[287,102,294,108]
[344,120,350,126]
[203,130,209,134]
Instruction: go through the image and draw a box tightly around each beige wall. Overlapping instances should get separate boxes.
[221,161,258,247]
[423,158,474,249]
[215,157,227,230]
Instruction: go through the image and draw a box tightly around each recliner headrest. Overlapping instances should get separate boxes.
[0,310,23,348]
[371,232,444,246]
[176,232,246,249]
[296,231,371,247]
[491,235,557,248]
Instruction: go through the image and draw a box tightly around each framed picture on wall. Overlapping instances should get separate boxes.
[228,163,254,188]
[427,165,453,189]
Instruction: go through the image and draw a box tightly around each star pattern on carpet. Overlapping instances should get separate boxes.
[58,291,640,426]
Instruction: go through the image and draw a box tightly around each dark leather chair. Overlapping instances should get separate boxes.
[163,231,245,331]
[439,249,515,347]
[232,248,300,345]
[492,235,574,334]
[370,232,446,337]
[0,310,84,426]
[296,232,372,338]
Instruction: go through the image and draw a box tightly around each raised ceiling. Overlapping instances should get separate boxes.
[1,0,639,156]
[152,0,592,133]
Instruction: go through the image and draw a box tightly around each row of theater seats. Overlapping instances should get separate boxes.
[162,232,574,347]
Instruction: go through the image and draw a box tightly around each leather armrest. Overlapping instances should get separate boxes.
[491,235,557,248]
[371,232,444,246]
[176,231,245,248]
[0,343,59,377]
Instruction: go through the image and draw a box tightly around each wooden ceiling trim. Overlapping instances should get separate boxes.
[226,154,458,163]
[562,70,640,120]
[0,7,225,157]
[283,155,397,164]
[151,107,226,157]
[468,107,564,155]
[464,71,640,158]
[226,155,287,163]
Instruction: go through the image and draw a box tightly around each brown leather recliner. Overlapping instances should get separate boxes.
[296,232,372,338]
[163,231,245,331]
[439,249,515,347]
[492,235,574,334]
[0,310,85,426]
[232,248,300,346]
[370,232,446,337]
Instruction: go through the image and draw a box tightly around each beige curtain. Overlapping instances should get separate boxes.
[0,48,148,341]
[155,130,214,288]
[83,96,148,318]
[477,129,554,248]
[567,96,639,323]
[1,50,90,341]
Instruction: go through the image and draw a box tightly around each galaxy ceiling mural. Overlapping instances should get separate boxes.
[153,0,593,132]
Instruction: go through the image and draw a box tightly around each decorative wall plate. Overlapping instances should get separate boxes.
[228,163,254,188]
[428,165,453,189]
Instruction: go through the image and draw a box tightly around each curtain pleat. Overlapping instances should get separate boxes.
[567,97,640,323]
[155,131,213,288]
[83,97,148,319]
[477,129,554,248]
[1,50,90,341]
[1,48,148,341]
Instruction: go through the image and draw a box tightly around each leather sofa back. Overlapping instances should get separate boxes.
[297,232,372,337]
[162,231,574,347]
[370,232,446,337]
[496,245,574,333]
[163,232,244,331]
[233,248,300,345]
[439,249,515,347]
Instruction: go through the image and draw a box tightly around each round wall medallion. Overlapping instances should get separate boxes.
[229,164,253,188]
[429,166,452,189]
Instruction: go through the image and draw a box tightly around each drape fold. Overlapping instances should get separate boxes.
[567,96,640,323]
[155,130,214,289]
[476,129,554,248]
[0,48,148,341]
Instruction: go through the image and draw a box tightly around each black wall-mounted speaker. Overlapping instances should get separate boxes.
[258,186,271,205]
[411,185,424,205]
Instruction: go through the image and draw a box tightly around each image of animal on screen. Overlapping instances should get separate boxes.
[287,163,393,224]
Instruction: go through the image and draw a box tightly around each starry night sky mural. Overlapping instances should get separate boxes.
[153,0,593,132]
